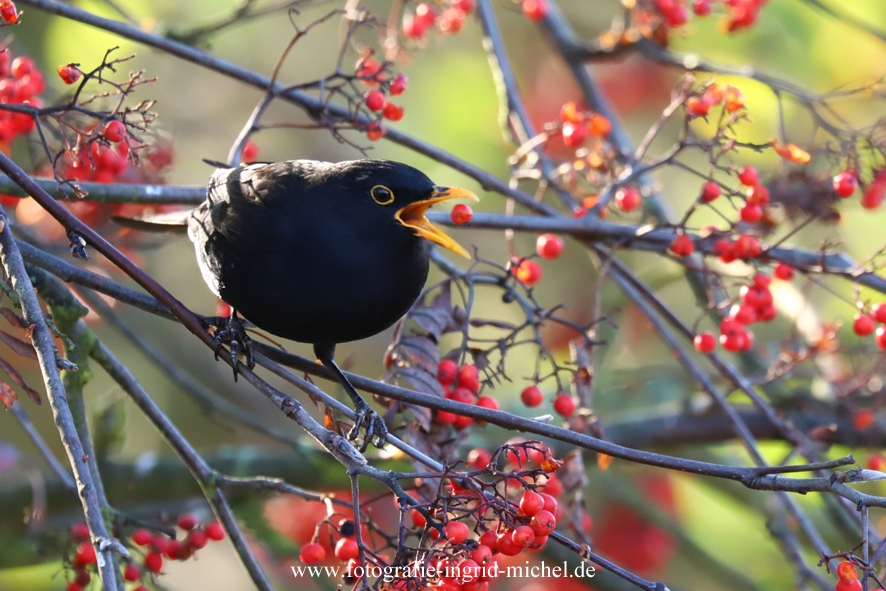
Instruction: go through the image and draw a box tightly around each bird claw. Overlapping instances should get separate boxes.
[348,399,388,452]
[209,314,255,381]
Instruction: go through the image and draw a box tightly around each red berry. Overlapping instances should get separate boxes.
[0,1,17,24]
[713,238,736,263]
[144,551,163,573]
[512,525,536,547]
[467,447,491,469]
[334,537,359,561]
[774,262,794,281]
[746,185,770,206]
[478,530,498,549]
[739,203,762,223]
[737,166,759,187]
[540,492,559,514]
[435,410,457,424]
[57,64,81,85]
[132,528,152,546]
[833,171,858,197]
[10,56,32,79]
[687,96,710,117]
[731,304,757,325]
[455,0,475,12]
[522,0,548,21]
[437,359,458,385]
[123,564,140,582]
[68,522,90,543]
[561,121,588,147]
[837,561,859,582]
[529,510,556,536]
[863,178,886,209]
[389,73,408,95]
[669,233,695,257]
[692,0,711,16]
[512,259,542,286]
[177,513,199,531]
[472,544,492,565]
[444,520,470,544]
[451,203,473,224]
[552,393,575,416]
[693,331,716,353]
[496,530,522,556]
[877,326,886,350]
[364,90,385,112]
[758,305,777,322]
[836,581,863,591]
[299,541,325,564]
[741,286,773,310]
[521,385,543,407]
[103,120,126,143]
[752,273,771,289]
[73,542,97,566]
[205,521,225,541]
[382,102,404,121]
[855,314,876,336]
[872,303,886,323]
[476,395,499,411]
[439,7,465,33]
[536,234,564,259]
[457,364,480,392]
[366,122,385,141]
[733,234,762,259]
[519,490,545,516]
[615,187,642,212]
[410,508,427,527]
[447,386,473,405]
[701,181,720,203]
[67,584,83,591]
[242,140,259,162]
[186,530,207,550]
[587,113,611,137]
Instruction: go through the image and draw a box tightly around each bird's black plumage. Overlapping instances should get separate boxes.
[189,160,441,344]
[179,158,477,450]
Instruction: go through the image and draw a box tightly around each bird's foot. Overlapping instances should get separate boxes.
[208,314,255,380]
[348,399,388,452]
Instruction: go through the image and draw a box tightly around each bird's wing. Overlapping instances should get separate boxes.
[188,161,331,251]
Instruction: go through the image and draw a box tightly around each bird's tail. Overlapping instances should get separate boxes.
[111,209,191,234]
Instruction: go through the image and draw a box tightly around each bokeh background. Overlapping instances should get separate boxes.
[2,1,886,590]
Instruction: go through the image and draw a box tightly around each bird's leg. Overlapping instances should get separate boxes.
[313,343,387,452]
[210,309,255,381]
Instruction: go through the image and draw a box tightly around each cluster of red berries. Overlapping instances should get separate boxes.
[557,101,612,148]
[123,514,225,587]
[694,272,779,354]
[433,361,499,427]
[835,560,862,591]
[0,52,44,143]
[653,0,768,32]
[0,0,18,24]
[851,301,886,350]
[402,0,475,39]
[832,169,885,210]
[519,384,575,417]
[685,82,745,118]
[354,55,409,142]
[65,523,98,591]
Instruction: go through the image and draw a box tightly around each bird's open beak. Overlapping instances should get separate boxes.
[395,186,479,259]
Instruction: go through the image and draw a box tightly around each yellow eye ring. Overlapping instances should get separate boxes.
[371,185,395,205]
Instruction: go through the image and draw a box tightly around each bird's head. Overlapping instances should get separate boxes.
[333,160,479,258]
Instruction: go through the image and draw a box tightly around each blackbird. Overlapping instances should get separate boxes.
[124,159,477,450]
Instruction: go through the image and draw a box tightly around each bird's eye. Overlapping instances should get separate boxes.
[371,185,395,205]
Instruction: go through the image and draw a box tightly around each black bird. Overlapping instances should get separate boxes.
[124,159,477,450]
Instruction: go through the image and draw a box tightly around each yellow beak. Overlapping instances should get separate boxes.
[395,186,478,259]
